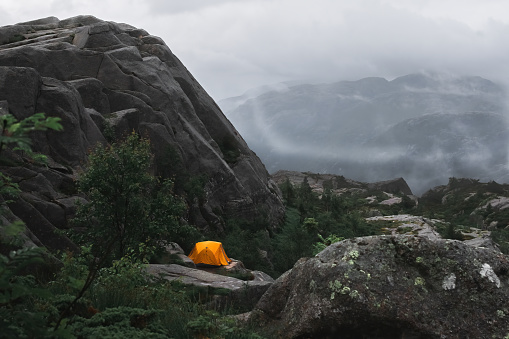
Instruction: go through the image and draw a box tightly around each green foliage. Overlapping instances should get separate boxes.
[186,311,263,339]
[184,174,208,203]
[0,172,20,203]
[415,178,509,250]
[68,306,166,338]
[0,236,72,338]
[73,133,197,260]
[0,113,63,224]
[217,135,241,165]
[0,113,268,337]
[312,233,344,255]
[102,120,116,143]
[0,112,62,159]
[271,180,385,274]
[1,242,265,338]
[280,177,296,204]
[156,145,209,224]
[491,227,509,254]
[271,208,314,273]
[302,217,319,232]
[221,216,274,274]
[0,112,69,337]
[0,248,49,304]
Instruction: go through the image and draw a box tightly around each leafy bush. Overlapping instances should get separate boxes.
[0,112,62,161]
[217,135,241,165]
[221,217,274,274]
[73,132,197,261]
[312,234,344,255]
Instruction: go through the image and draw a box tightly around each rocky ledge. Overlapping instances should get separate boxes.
[249,234,509,338]
[147,264,274,310]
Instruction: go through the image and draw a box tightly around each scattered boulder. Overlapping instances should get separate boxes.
[249,235,509,338]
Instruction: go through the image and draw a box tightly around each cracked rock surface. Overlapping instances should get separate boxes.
[0,16,284,250]
[249,234,509,338]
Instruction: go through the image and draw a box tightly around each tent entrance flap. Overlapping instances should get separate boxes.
[188,241,231,266]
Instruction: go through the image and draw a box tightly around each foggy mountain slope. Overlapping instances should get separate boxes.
[220,73,508,195]
[363,112,509,192]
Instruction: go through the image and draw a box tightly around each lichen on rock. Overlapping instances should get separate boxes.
[250,234,509,338]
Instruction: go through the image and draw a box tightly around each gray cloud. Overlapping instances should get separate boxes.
[143,0,247,15]
[1,0,509,100]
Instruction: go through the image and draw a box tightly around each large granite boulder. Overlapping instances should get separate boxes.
[250,235,509,338]
[0,16,284,249]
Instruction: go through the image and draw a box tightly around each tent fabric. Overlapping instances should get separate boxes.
[188,241,231,266]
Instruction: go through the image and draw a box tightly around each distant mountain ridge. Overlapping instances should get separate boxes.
[220,73,508,194]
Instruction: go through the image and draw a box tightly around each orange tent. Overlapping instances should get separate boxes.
[188,241,231,266]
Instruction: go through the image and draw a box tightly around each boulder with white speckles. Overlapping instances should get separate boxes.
[249,234,509,338]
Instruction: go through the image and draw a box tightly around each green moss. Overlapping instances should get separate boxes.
[397,226,414,234]
[349,289,360,298]
[329,280,343,300]
[414,277,425,286]
[343,250,360,265]
[309,279,316,292]
[329,280,342,291]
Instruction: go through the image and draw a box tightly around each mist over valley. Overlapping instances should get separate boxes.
[220,72,509,195]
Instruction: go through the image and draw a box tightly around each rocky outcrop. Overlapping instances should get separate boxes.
[271,170,414,196]
[0,16,284,249]
[367,177,413,196]
[368,214,500,251]
[420,177,509,231]
[249,235,509,338]
[147,263,274,310]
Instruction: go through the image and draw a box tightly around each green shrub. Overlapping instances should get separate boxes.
[312,234,344,255]
[217,135,241,165]
[72,133,197,261]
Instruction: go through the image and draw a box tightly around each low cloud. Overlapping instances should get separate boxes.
[2,0,509,100]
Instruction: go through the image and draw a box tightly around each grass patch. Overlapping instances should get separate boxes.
[397,226,414,234]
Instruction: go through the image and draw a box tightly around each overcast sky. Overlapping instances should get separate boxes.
[1,0,509,100]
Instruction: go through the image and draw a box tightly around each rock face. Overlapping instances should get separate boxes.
[250,235,509,338]
[0,16,284,249]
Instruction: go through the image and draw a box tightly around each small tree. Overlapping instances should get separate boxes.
[73,133,194,260]
[279,178,295,205]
